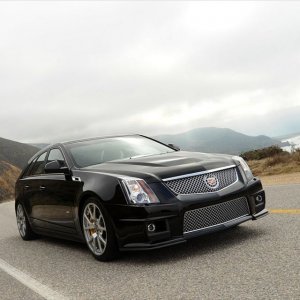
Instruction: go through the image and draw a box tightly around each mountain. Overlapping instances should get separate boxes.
[0,137,39,169]
[0,161,21,202]
[29,143,50,149]
[274,132,300,140]
[155,127,284,155]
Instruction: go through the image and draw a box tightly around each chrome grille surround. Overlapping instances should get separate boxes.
[183,197,250,234]
[163,165,238,195]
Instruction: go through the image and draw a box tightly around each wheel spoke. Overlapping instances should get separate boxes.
[97,237,102,252]
[98,234,106,245]
[98,225,106,232]
[92,236,97,250]
[84,214,92,224]
[84,224,94,230]
[87,206,92,218]
[93,204,96,219]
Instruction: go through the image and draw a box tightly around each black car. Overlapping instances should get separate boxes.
[15,135,268,261]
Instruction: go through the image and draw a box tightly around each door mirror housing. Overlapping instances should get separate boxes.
[44,160,70,175]
[168,143,180,151]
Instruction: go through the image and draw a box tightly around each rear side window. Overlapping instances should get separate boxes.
[29,152,47,176]
[47,148,66,168]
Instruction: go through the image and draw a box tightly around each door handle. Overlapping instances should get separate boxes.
[39,186,46,191]
[24,185,30,190]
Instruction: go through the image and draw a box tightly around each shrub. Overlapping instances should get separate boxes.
[241,146,285,161]
[292,149,300,162]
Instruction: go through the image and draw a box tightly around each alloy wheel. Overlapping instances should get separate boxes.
[83,203,107,256]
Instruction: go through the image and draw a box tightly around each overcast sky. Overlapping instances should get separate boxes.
[0,1,300,143]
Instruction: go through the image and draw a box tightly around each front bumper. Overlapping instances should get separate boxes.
[108,178,268,251]
[252,208,269,220]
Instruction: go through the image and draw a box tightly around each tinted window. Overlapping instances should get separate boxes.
[23,158,37,178]
[47,148,66,167]
[30,152,47,176]
[66,136,174,167]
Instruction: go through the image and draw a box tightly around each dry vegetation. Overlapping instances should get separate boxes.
[0,161,21,202]
[246,150,300,176]
[242,146,300,185]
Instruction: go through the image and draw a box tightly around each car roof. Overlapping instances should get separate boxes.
[60,134,141,145]
[28,134,163,164]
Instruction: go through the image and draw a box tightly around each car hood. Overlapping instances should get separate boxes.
[80,151,237,183]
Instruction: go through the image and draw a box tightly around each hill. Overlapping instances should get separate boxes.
[155,127,284,155]
[274,132,300,140]
[0,161,21,202]
[29,143,49,149]
[0,137,39,169]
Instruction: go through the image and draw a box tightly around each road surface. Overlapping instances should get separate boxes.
[0,185,299,299]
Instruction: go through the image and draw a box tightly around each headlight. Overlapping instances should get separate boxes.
[121,177,160,205]
[232,156,254,181]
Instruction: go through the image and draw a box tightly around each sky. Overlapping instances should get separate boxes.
[0,1,300,143]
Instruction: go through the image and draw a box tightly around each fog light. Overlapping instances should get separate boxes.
[255,195,263,203]
[147,223,156,232]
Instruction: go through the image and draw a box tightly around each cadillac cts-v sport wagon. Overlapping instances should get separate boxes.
[15,135,268,261]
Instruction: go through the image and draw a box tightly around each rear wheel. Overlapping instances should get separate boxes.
[16,203,37,240]
[82,198,119,261]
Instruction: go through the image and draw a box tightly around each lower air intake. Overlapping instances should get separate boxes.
[183,197,250,234]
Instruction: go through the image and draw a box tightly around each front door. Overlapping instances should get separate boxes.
[35,148,81,233]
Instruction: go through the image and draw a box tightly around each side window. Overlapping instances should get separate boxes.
[47,148,66,168]
[22,158,37,178]
[30,152,47,176]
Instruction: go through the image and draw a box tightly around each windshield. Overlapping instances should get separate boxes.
[66,136,175,167]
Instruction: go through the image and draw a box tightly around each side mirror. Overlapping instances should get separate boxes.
[44,160,70,175]
[168,143,180,151]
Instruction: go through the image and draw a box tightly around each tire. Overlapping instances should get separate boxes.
[15,203,38,240]
[81,198,119,261]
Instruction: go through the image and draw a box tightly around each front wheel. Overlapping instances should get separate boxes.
[82,198,119,261]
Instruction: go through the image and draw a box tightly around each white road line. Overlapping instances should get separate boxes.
[0,258,68,300]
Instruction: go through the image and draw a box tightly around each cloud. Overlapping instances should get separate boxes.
[0,1,300,142]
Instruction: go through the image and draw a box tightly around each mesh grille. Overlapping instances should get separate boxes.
[164,167,238,195]
[183,197,249,233]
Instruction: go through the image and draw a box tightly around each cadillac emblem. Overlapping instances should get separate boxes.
[204,174,219,189]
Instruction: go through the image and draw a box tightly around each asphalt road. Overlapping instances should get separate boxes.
[0,185,299,300]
